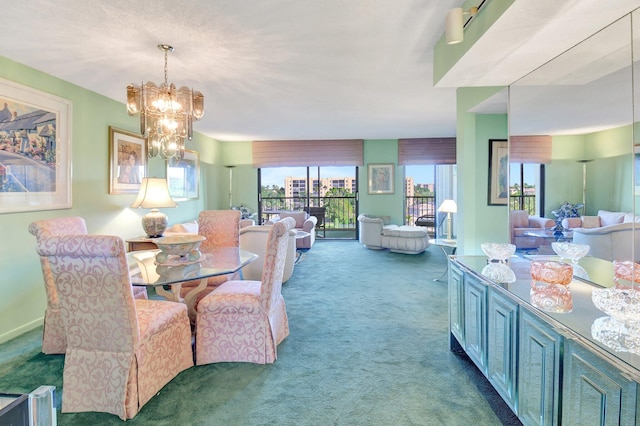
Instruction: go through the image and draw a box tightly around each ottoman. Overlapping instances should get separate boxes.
[381,226,430,254]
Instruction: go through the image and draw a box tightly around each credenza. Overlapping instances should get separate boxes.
[449,255,640,426]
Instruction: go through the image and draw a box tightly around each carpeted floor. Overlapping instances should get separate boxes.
[0,241,521,425]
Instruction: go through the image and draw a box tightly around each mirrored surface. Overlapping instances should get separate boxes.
[508,12,636,288]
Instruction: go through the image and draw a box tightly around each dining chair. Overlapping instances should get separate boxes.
[36,234,193,420]
[179,210,242,305]
[195,217,295,365]
[29,217,147,354]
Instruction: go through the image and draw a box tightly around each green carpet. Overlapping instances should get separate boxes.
[0,241,521,425]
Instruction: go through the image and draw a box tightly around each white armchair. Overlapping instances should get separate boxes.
[240,225,297,283]
[267,211,317,249]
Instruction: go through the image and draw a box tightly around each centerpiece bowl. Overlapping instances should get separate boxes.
[530,260,573,286]
[155,234,206,264]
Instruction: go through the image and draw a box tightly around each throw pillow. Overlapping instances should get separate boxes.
[581,216,600,229]
[623,213,640,223]
[597,210,625,226]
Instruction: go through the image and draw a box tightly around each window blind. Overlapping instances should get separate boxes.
[509,135,552,164]
[398,138,456,165]
[252,140,364,167]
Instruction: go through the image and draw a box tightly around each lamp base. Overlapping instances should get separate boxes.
[142,208,168,238]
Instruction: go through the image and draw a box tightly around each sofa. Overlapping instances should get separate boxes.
[562,210,640,261]
[267,210,317,249]
[357,214,430,255]
[510,210,555,250]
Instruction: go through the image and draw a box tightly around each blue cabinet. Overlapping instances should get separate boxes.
[449,262,465,352]
[518,307,561,426]
[464,274,488,374]
[487,288,518,412]
[562,339,638,425]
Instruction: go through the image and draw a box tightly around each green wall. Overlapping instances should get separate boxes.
[0,55,222,342]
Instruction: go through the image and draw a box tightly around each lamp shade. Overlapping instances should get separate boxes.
[131,178,177,238]
[438,199,457,213]
[131,178,177,209]
[446,7,464,45]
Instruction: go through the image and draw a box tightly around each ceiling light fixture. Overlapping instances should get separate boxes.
[126,44,204,159]
[446,6,479,45]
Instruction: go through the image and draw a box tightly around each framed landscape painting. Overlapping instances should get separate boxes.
[488,139,509,205]
[0,78,72,214]
[167,149,199,200]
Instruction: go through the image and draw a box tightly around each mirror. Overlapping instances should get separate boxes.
[508,12,636,286]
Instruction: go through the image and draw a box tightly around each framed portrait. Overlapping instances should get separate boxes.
[0,78,72,214]
[167,149,199,200]
[488,139,509,205]
[109,126,146,194]
[368,163,394,194]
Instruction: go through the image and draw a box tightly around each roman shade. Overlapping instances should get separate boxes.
[252,140,364,167]
[397,138,456,165]
[509,135,552,164]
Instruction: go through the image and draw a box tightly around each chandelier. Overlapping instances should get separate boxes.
[126,44,204,159]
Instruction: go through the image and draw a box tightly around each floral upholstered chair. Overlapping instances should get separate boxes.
[195,217,295,365]
[29,217,147,354]
[178,210,242,306]
[36,235,193,420]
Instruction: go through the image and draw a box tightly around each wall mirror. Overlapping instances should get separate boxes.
[508,11,636,286]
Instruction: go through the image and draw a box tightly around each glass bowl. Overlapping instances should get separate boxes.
[551,242,590,263]
[481,263,516,283]
[592,287,640,323]
[530,260,573,286]
[530,283,573,313]
[613,260,640,288]
[481,243,516,263]
[155,234,206,263]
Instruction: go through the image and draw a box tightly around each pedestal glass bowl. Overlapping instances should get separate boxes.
[530,284,573,313]
[530,260,573,286]
[592,287,640,324]
[613,260,640,288]
[481,243,516,263]
[481,263,516,283]
[551,242,590,263]
[155,234,206,264]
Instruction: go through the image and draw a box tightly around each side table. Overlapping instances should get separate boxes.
[126,236,160,252]
[429,238,457,281]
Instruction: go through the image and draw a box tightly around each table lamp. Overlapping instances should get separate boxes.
[438,199,457,242]
[130,178,177,238]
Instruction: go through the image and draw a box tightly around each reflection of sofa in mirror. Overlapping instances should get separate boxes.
[509,210,554,250]
[562,210,640,261]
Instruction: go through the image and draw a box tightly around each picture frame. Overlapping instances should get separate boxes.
[109,126,146,194]
[167,149,199,200]
[0,78,72,214]
[488,139,509,205]
[368,163,394,194]
[635,144,640,196]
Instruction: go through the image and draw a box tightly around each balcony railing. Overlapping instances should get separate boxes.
[510,194,536,214]
[406,195,437,236]
[260,195,357,238]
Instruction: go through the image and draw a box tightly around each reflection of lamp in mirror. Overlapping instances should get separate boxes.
[438,199,457,242]
[130,178,177,238]
[576,159,593,214]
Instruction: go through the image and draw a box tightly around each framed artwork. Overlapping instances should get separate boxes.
[635,145,640,195]
[488,139,509,205]
[109,126,146,194]
[368,163,394,194]
[0,78,72,214]
[167,149,199,200]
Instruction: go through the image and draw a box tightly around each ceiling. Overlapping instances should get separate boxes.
[1,1,639,142]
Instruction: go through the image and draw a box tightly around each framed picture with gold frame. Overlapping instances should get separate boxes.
[488,139,508,205]
[109,126,147,194]
[167,149,199,200]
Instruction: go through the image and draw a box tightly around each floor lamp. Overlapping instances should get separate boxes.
[577,159,593,214]
[438,199,457,242]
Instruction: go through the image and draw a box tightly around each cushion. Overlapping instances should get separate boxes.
[171,220,199,234]
[279,211,307,228]
[581,216,600,229]
[597,210,625,226]
[382,226,428,238]
[623,213,640,223]
[510,210,529,228]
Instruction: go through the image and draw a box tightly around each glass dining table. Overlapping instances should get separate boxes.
[127,247,258,321]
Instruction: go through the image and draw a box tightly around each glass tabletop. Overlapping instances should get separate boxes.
[127,247,258,286]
